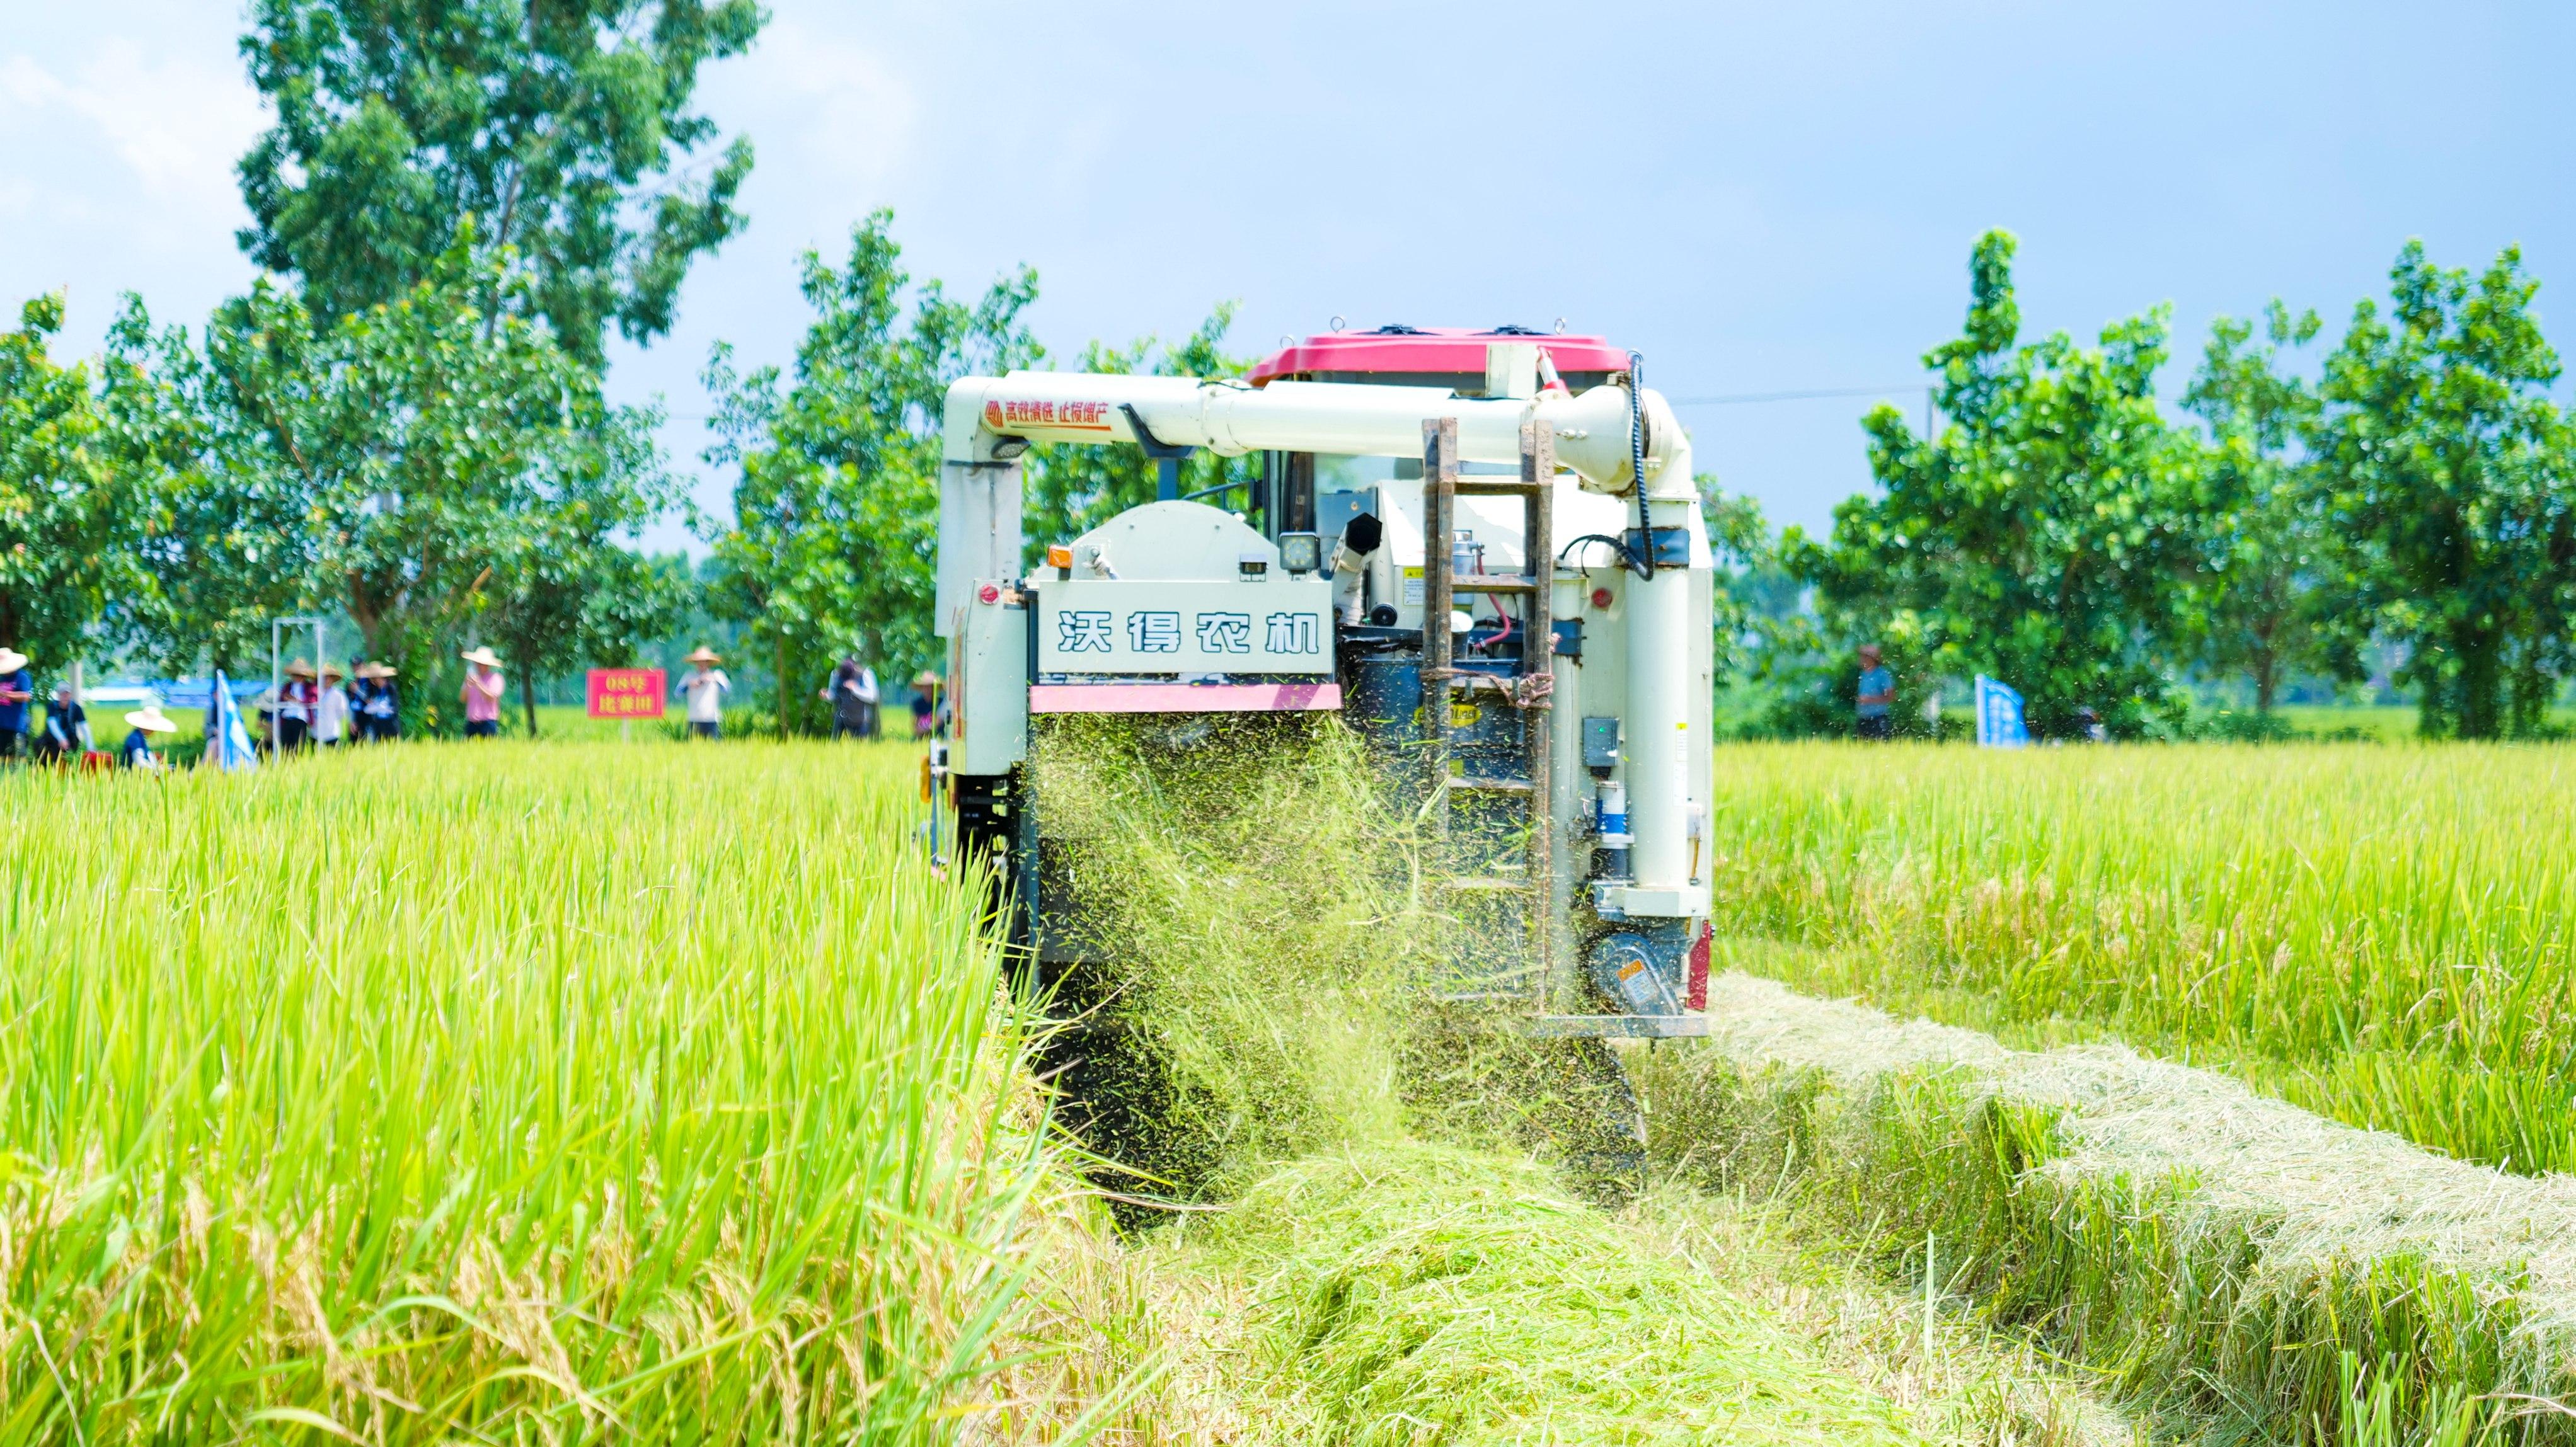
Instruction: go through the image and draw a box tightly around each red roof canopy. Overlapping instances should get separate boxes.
[1247,326,1628,386]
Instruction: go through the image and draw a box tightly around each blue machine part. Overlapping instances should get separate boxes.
[1586,928,1689,1015]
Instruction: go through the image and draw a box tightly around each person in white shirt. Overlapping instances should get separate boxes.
[314,663,352,746]
[680,647,729,740]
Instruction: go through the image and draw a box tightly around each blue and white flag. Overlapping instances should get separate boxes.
[1974,675,2028,748]
[210,670,260,771]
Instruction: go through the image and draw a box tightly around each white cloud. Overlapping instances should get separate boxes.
[0,38,264,216]
[722,16,921,194]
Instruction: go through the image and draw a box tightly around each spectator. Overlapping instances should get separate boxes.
[355,662,401,740]
[0,648,32,759]
[910,672,940,739]
[36,680,88,763]
[2076,706,2108,743]
[278,660,318,750]
[824,656,878,740]
[680,648,729,740]
[314,663,352,747]
[459,647,506,738]
[1854,644,1895,741]
[121,705,177,770]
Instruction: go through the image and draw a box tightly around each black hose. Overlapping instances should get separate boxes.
[1557,533,1649,576]
[1628,351,1653,579]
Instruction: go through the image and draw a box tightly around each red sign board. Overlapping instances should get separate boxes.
[587,668,667,719]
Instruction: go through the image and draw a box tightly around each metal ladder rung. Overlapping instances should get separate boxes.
[1444,673,1550,706]
[1452,576,1540,595]
[1452,478,1547,496]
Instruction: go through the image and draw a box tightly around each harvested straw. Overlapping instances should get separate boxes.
[1633,969,2575,1444]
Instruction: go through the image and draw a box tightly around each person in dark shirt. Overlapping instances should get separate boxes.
[354,661,402,740]
[35,682,87,763]
[0,648,32,759]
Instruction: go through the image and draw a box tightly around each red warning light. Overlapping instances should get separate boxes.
[1590,587,1613,610]
[977,583,1001,604]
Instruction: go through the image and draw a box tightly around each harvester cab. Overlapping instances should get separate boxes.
[936,326,1714,1040]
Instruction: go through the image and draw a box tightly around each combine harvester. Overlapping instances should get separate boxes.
[934,327,1715,1157]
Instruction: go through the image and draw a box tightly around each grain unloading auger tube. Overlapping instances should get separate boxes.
[933,328,1715,1039]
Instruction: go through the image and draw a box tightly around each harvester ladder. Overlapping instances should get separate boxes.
[1422,416,1558,1009]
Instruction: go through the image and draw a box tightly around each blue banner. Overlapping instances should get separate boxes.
[210,669,260,771]
[1974,675,2028,748]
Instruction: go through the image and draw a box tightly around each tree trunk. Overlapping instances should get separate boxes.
[524,670,539,737]
[776,632,790,740]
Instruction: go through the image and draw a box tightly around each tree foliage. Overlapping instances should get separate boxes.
[704,212,1040,728]
[1788,231,2198,737]
[2311,243,2576,738]
[0,294,148,677]
[2176,302,2357,714]
[116,246,675,726]
[237,0,764,363]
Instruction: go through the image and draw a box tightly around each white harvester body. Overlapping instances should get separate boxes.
[938,329,1714,1034]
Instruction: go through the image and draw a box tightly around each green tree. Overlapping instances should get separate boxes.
[2311,242,2576,738]
[480,405,687,735]
[1788,231,2197,738]
[0,294,147,678]
[2178,302,2357,715]
[704,211,1040,732]
[236,0,763,362]
[110,297,319,678]
[206,244,672,729]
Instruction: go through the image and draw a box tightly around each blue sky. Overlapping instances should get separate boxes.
[6,1,2572,552]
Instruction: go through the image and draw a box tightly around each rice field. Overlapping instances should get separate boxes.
[0,741,1139,1443]
[1700,741,2576,1174]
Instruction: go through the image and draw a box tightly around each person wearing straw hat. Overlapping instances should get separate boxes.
[278,659,319,752]
[354,662,401,741]
[121,704,178,770]
[313,663,352,746]
[0,647,32,760]
[909,671,940,739]
[459,646,506,738]
[679,647,728,740]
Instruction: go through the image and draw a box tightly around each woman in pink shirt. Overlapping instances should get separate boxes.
[459,646,507,738]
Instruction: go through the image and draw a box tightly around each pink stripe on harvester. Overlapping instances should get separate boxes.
[1028,682,1342,714]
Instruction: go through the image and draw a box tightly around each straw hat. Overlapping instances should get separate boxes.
[684,646,722,665]
[358,661,399,679]
[125,706,177,734]
[321,663,347,680]
[912,671,940,690]
[285,659,318,679]
[459,646,503,669]
[0,648,26,674]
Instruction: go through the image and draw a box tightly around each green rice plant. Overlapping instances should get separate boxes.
[0,741,1139,1443]
[1699,741,2576,1174]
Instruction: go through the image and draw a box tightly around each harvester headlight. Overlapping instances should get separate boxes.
[1279,532,1322,575]
[1239,553,1270,578]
